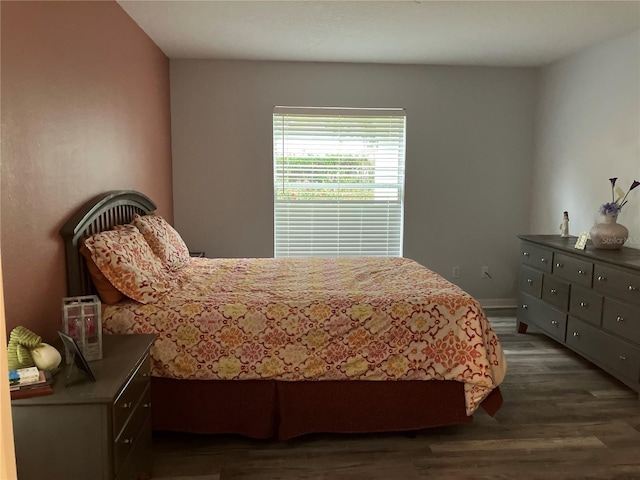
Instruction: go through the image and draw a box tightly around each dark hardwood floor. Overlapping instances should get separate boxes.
[152,317,640,479]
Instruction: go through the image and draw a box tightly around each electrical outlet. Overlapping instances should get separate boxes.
[481,266,491,279]
[452,266,460,278]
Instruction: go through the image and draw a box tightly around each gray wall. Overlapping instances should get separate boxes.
[170,60,538,302]
[530,31,640,246]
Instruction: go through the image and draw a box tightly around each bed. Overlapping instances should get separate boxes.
[60,190,506,439]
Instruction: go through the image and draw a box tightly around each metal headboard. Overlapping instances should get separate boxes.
[59,190,156,297]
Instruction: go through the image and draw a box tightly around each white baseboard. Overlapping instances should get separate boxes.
[478,298,517,309]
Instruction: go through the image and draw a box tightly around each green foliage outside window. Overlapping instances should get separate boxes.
[275,154,376,201]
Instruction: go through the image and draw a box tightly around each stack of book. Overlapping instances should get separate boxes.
[9,367,53,400]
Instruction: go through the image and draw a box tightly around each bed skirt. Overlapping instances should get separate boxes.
[150,378,503,440]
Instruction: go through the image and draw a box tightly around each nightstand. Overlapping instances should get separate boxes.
[11,334,156,480]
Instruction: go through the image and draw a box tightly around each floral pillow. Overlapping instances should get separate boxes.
[83,228,171,304]
[80,244,125,305]
[132,213,191,270]
[112,224,139,232]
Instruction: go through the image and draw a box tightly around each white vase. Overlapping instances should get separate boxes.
[589,214,628,250]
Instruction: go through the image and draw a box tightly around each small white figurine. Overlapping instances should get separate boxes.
[559,211,570,237]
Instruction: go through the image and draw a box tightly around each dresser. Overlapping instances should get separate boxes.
[517,235,640,394]
[11,334,156,480]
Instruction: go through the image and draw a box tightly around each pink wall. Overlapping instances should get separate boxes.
[1,1,173,342]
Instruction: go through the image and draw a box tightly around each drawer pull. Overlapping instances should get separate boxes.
[142,372,150,378]
[523,252,529,257]
[580,302,588,308]
[522,304,528,310]
[572,332,580,337]
[619,355,627,361]
[629,285,637,292]
[541,258,548,263]
[122,402,133,409]
[550,289,557,294]
[597,276,606,282]
[550,320,558,326]
[555,262,563,268]
[578,269,585,275]
[616,316,625,323]
[527,278,533,285]
[143,402,152,409]
[122,437,134,444]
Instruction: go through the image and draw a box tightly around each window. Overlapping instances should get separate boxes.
[273,107,406,257]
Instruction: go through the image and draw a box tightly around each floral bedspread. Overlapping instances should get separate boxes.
[103,257,506,415]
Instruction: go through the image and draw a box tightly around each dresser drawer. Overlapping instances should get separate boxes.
[518,293,567,342]
[602,298,640,345]
[520,242,553,273]
[594,264,640,306]
[114,385,151,474]
[113,354,151,438]
[519,265,543,298]
[569,285,603,326]
[553,253,593,287]
[541,275,570,311]
[567,317,640,384]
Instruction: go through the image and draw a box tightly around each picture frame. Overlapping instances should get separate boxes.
[574,232,589,250]
[58,331,96,384]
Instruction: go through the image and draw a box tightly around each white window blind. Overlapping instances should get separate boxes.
[273,107,406,258]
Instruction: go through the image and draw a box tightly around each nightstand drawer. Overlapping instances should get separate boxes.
[602,298,640,345]
[569,285,603,326]
[542,275,570,311]
[114,385,151,473]
[520,242,553,273]
[553,253,593,287]
[115,416,152,480]
[594,265,640,305]
[519,265,543,298]
[113,354,150,438]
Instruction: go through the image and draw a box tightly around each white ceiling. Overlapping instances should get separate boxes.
[118,0,640,67]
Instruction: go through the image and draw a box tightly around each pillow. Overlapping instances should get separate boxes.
[112,224,139,232]
[132,213,191,270]
[83,228,171,304]
[80,244,125,305]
